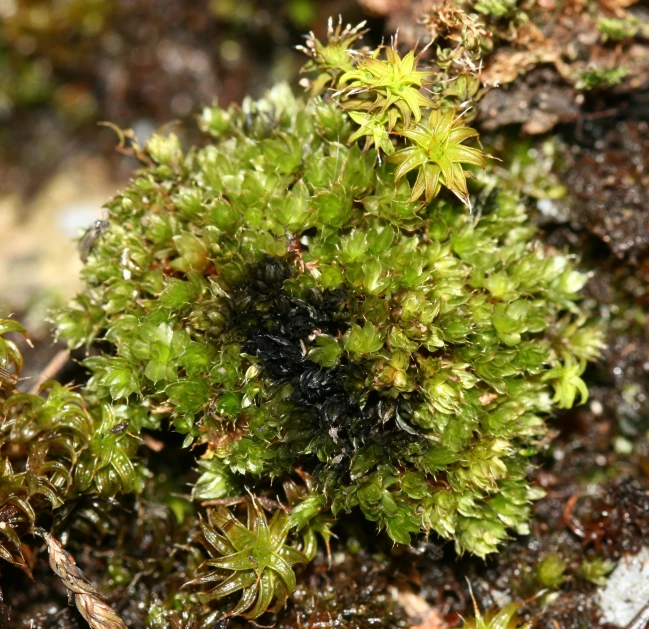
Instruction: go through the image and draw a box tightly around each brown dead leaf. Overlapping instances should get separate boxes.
[397,587,448,629]
[41,531,127,629]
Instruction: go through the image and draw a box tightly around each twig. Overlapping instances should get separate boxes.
[142,434,165,452]
[563,493,586,538]
[625,602,649,629]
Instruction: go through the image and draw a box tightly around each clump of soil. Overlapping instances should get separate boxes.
[564,119,649,263]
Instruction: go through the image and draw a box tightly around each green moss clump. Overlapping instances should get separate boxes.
[1,26,603,621]
[534,552,568,590]
[576,66,629,90]
[0,319,94,574]
[597,16,649,42]
[55,81,599,554]
[577,557,615,587]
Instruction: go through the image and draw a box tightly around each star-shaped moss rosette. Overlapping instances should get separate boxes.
[336,46,435,130]
[300,26,489,207]
[348,109,395,155]
[390,107,488,206]
[189,499,308,619]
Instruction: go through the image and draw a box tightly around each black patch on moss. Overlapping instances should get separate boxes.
[233,255,419,473]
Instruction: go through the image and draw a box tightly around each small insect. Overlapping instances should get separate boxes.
[0,365,17,388]
[109,422,129,435]
[78,220,109,263]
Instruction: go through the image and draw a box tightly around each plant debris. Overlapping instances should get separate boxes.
[40,530,127,629]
